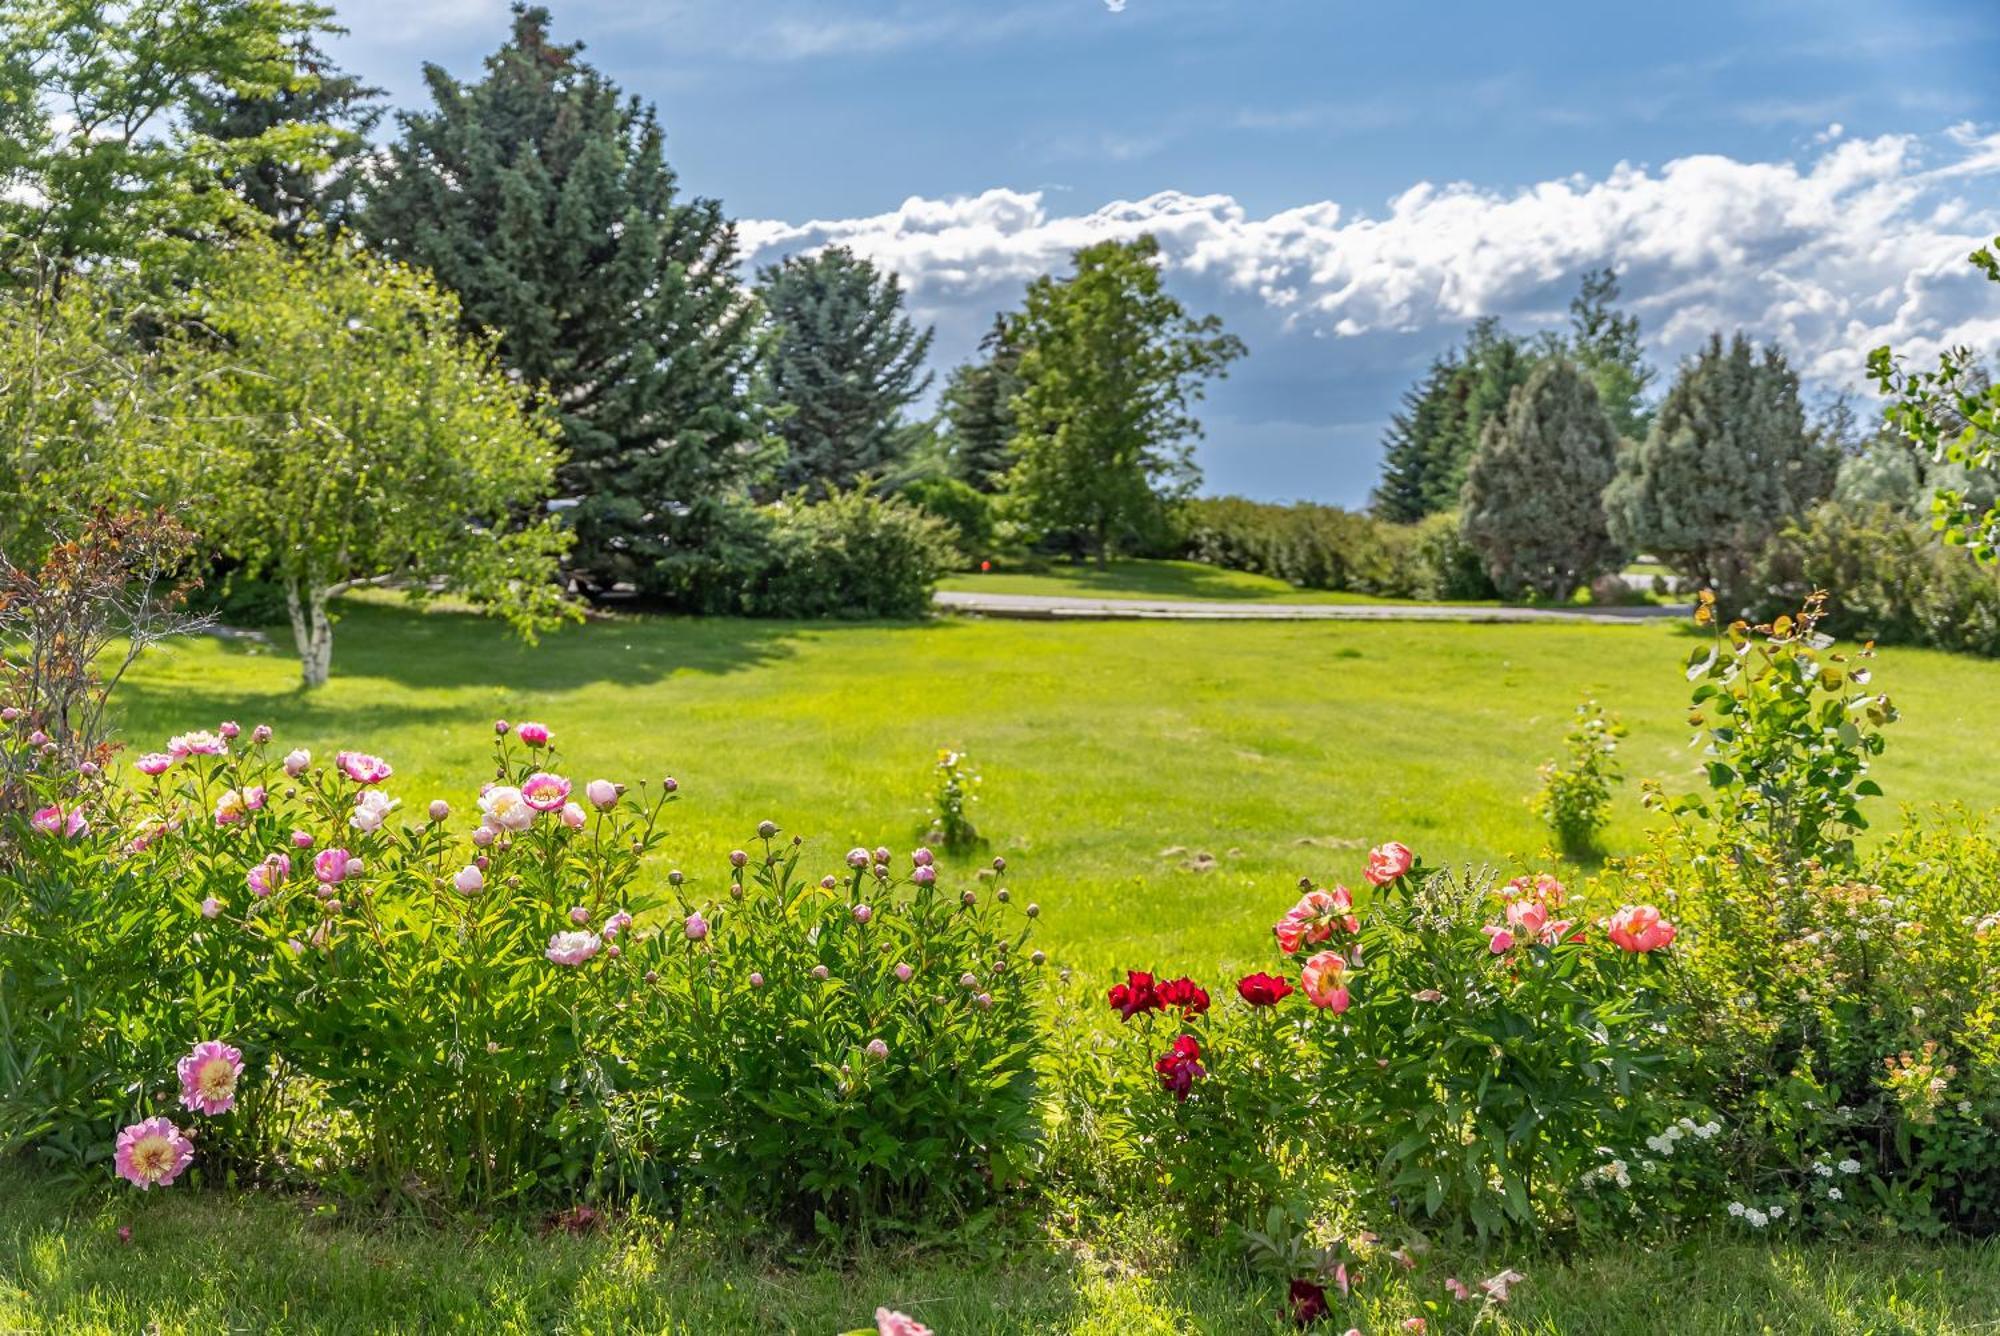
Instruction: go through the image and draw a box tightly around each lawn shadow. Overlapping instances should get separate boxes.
[202,595,957,693]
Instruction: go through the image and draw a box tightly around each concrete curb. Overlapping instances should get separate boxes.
[933,589,1689,626]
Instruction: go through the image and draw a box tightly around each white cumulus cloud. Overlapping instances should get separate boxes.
[741,127,2000,503]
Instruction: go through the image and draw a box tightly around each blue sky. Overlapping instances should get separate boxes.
[332,0,2000,504]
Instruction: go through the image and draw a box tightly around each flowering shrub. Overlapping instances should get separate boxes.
[621,838,1045,1231]
[1530,698,1625,856]
[1054,842,1680,1247]
[1625,595,2000,1235]
[0,717,1045,1227]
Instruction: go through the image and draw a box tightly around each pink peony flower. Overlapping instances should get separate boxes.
[866,1038,889,1060]
[471,825,496,847]
[334,751,392,785]
[114,1117,194,1189]
[1502,873,1566,906]
[168,730,227,758]
[282,748,311,777]
[1273,886,1357,955]
[290,829,314,849]
[478,785,536,831]
[876,1310,933,1336]
[218,721,240,739]
[177,1040,244,1115]
[1364,841,1414,886]
[30,805,87,838]
[349,789,399,833]
[684,912,709,941]
[603,910,633,939]
[521,772,571,812]
[1606,904,1677,953]
[246,853,291,897]
[453,865,484,895]
[212,786,266,826]
[1505,896,1551,940]
[545,930,602,966]
[135,752,175,776]
[1480,1269,1526,1304]
[200,897,222,919]
[1485,926,1516,954]
[1445,1277,1472,1301]
[1301,950,1351,1012]
[314,847,357,885]
[585,778,619,809]
[515,721,551,747]
[559,801,587,829]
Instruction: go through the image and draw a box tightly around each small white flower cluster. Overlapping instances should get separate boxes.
[1643,1116,1723,1156]
[1590,1156,1632,1189]
[1727,1201,1785,1228]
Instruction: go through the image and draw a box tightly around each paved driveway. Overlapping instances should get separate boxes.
[933,589,1688,625]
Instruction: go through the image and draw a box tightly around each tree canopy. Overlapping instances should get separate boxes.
[756,245,933,497]
[1007,235,1244,562]
[362,4,773,594]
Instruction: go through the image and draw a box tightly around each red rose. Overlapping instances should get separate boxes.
[1156,975,1210,1016]
[1107,970,1161,1021]
[1153,1034,1206,1100]
[1236,971,1295,1006]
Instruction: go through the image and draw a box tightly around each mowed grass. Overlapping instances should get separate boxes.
[935,557,1435,604]
[104,593,2000,979]
[17,594,2000,1332]
[4,1160,2000,1334]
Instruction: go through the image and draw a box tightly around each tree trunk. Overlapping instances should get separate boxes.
[285,580,335,689]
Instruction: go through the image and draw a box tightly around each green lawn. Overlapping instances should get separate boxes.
[5,1160,1999,1334]
[102,594,2000,979]
[935,557,1429,604]
[15,593,2000,1332]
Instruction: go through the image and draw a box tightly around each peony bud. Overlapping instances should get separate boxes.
[454,865,484,894]
[684,912,708,941]
[200,897,222,919]
[912,847,934,867]
[729,849,748,868]
[251,724,272,744]
[569,905,589,925]
[913,866,936,887]
[756,820,777,839]
[847,847,869,869]
[283,749,311,777]
[853,904,873,924]
[866,1038,888,1060]
[894,962,913,982]
[585,779,618,809]
[471,826,495,848]
[428,799,450,822]
[811,964,830,981]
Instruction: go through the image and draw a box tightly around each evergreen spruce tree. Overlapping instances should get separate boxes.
[362,5,773,593]
[186,29,381,241]
[940,313,1023,493]
[756,246,933,497]
[1606,332,1837,604]
[1565,267,1654,442]
[1460,358,1625,599]
[1372,351,1462,522]
[1371,319,1535,521]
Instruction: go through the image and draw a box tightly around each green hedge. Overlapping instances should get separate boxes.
[1175,496,1497,600]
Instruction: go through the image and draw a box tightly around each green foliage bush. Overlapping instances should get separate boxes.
[1751,502,2000,656]
[899,477,995,565]
[742,488,958,620]
[1531,699,1626,856]
[1176,496,1497,600]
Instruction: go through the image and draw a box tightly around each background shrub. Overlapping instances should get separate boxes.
[1176,496,1497,599]
[899,476,995,566]
[1751,501,2000,656]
